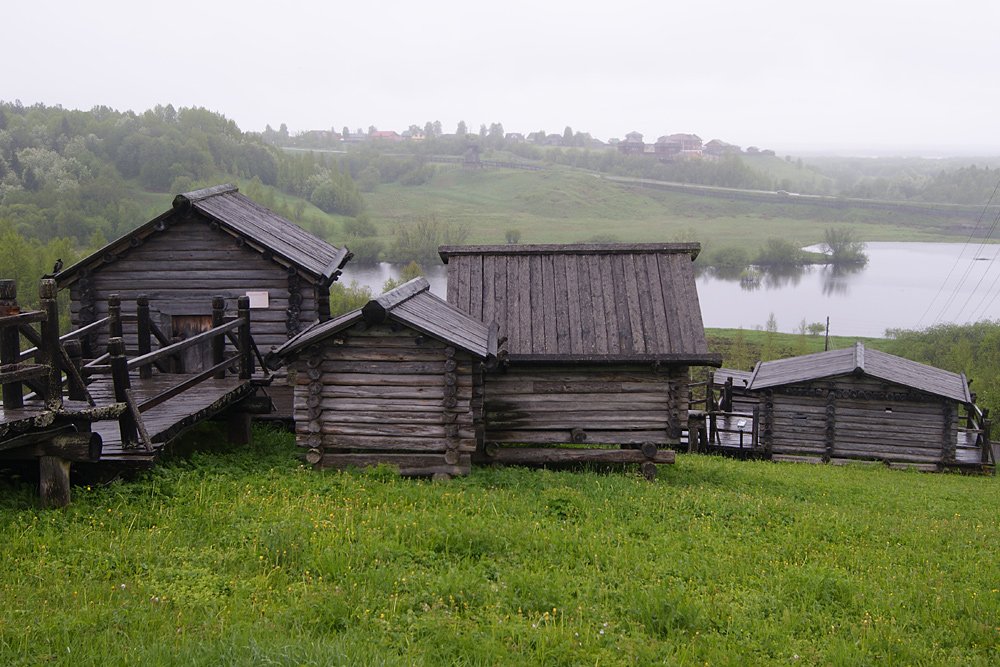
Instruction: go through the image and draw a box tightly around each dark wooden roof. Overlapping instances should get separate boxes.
[268,277,497,364]
[713,367,754,388]
[439,243,718,364]
[747,342,971,403]
[56,184,351,287]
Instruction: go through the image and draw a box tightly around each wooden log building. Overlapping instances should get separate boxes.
[268,277,498,477]
[747,342,977,469]
[439,243,720,473]
[54,184,351,416]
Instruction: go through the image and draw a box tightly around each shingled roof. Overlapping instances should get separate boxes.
[438,243,718,364]
[268,277,498,365]
[747,342,971,403]
[56,184,351,287]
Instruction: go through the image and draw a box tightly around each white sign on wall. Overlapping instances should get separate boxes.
[246,291,270,309]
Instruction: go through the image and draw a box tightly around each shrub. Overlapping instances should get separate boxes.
[755,238,804,266]
[345,236,382,265]
[708,245,750,269]
[328,280,373,317]
[504,229,522,244]
[343,214,377,238]
[389,216,469,264]
[822,228,868,264]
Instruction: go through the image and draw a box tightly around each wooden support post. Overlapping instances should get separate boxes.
[136,294,152,379]
[982,413,992,465]
[109,337,137,447]
[227,411,252,445]
[237,296,252,380]
[65,339,85,401]
[212,295,226,379]
[108,294,122,340]
[0,279,23,409]
[39,455,71,508]
[39,279,62,410]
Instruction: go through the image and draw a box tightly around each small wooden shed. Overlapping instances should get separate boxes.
[748,343,974,468]
[55,184,351,416]
[268,278,497,477]
[439,243,720,469]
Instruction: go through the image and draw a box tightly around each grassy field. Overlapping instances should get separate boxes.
[0,428,996,665]
[359,165,977,260]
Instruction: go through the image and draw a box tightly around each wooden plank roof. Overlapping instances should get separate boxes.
[438,243,718,364]
[747,342,971,403]
[56,184,351,287]
[268,277,497,364]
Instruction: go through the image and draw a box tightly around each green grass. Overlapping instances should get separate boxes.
[0,427,996,665]
[362,165,977,256]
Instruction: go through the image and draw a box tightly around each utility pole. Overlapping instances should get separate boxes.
[824,316,830,351]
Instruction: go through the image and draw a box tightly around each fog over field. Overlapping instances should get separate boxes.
[6,0,1000,154]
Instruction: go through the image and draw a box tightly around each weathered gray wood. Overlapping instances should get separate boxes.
[39,455,71,508]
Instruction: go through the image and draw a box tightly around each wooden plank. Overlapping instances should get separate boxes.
[623,254,646,353]
[482,256,496,326]
[484,429,673,445]
[563,255,582,355]
[469,254,483,321]
[609,254,633,353]
[540,254,557,354]
[315,434,476,451]
[644,254,668,355]
[528,254,543,355]
[518,255,532,355]
[577,255,597,353]
[656,254,683,352]
[591,255,611,354]
[505,255,519,353]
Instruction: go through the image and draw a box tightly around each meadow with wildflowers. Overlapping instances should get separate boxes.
[0,426,996,665]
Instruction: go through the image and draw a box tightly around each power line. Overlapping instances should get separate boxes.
[917,176,1000,326]
[948,207,1000,323]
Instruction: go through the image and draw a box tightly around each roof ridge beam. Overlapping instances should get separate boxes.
[362,277,429,323]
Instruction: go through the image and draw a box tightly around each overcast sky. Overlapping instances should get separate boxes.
[7,1,999,155]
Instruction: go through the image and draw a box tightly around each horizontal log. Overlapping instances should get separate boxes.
[320,422,477,439]
[316,452,471,476]
[296,372,474,388]
[487,394,668,407]
[303,434,476,452]
[294,398,470,413]
[772,454,824,464]
[0,431,102,462]
[313,348,448,362]
[488,416,670,430]
[485,429,674,445]
[315,360,472,375]
[312,386,472,400]
[300,413,474,427]
[485,447,675,465]
[0,362,49,384]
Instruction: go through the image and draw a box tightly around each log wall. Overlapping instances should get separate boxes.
[291,321,481,476]
[764,375,956,466]
[484,364,689,446]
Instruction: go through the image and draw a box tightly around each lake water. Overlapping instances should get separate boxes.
[340,242,1000,338]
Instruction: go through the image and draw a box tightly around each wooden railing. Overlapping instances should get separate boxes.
[1,279,92,410]
[84,295,259,450]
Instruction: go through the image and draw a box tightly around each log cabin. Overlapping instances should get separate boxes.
[267,277,498,477]
[747,342,976,469]
[54,184,351,416]
[439,243,721,474]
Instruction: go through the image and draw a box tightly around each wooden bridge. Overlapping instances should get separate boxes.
[0,279,269,506]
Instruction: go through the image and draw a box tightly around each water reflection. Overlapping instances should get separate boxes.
[818,263,865,296]
[703,262,865,296]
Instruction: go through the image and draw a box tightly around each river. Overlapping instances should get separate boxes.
[339,242,1000,338]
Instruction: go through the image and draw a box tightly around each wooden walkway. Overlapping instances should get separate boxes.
[1,280,269,505]
[82,372,258,464]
